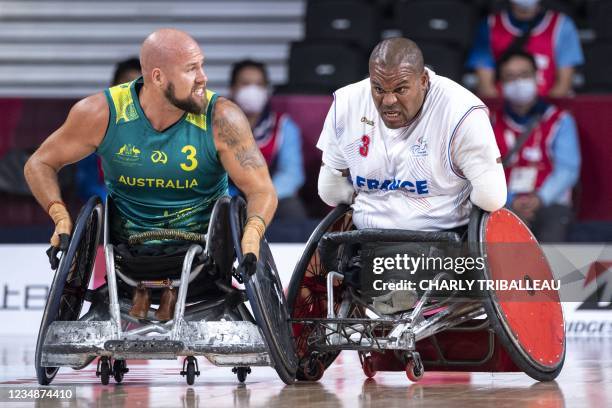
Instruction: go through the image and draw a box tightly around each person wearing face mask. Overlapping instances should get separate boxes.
[467,0,583,98]
[229,59,307,220]
[493,51,581,242]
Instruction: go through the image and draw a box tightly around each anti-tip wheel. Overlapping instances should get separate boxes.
[405,360,424,382]
[362,355,376,379]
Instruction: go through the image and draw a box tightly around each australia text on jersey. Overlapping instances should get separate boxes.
[118,175,199,189]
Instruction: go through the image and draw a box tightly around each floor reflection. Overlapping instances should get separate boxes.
[0,338,610,407]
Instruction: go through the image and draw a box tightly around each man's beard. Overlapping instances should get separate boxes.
[164,82,206,114]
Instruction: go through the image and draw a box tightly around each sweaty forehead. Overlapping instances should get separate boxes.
[369,63,419,87]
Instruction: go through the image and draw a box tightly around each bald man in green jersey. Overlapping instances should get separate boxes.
[25,29,277,319]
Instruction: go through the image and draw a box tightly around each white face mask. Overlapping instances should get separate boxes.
[510,0,540,10]
[234,84,268,115]
[502,78,538,105]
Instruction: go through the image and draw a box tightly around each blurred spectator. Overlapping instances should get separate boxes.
[492,51,580,242]
[75,57,141,202]
[111,57,142,86]
[229,59,307,220]
[467,0,583,98]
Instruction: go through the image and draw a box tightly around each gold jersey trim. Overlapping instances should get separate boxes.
[185,89,216,131]
[109,81,139,124]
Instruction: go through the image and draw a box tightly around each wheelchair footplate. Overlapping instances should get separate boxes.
[40,320,271,367]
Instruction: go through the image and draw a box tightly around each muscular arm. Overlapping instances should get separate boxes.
[24,93,109,211]
[212,98,277,226]
[452,108,507,212]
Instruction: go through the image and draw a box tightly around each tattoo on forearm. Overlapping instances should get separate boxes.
[214,116,241,148]
[235,144,266,169]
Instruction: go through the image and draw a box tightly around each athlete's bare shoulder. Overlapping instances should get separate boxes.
[70,92,109,125]
[211,96,266,170]
[211,96,252,150]
[63,92,109,148]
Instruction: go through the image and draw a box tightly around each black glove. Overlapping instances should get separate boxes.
[46,233,70,270]
[238,252,258,280]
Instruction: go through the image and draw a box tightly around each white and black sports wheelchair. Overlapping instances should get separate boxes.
[288,205,565,382]
[35,195,297,386]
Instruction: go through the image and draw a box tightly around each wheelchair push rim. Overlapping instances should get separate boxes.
[230,196,298,385]
[35,196,103,385]
[477,208,565,381]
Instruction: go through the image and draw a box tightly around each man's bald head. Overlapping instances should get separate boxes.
[368,38,429,129]
[139,29,208,114]
[140,28,201,81]
[369,37,424,73]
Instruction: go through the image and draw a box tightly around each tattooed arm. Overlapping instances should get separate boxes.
[212,97,278,228]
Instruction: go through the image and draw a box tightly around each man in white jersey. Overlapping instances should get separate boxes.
[316,38,507,313]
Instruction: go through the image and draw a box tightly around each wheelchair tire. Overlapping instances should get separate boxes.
[286,204,353,381]
[230,196,298,385]
[205,195,235,284]
[473,208,565,381]
[35,196,102,385]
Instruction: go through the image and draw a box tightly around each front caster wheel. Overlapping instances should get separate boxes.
[181,357,200,386]
[405,360,424,382]
[113,359,129,383]
[300,357,325,381]
[232,366,251,383]
[362,355,376,379]
[96,357,111,385]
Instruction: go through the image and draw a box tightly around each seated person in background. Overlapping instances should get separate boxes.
[493,51,580,242]
[75,57,142,202]
[317,37,507,313]
[229,59,307,220]
[467,0,583,98]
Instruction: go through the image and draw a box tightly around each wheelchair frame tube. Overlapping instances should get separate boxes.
[326,272,344,319]
[171,244,203,340]
[104,244,123,337]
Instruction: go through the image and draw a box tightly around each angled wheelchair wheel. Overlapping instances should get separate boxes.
[205,196,235,284]
[286,204,354,381]
[229,196,298,385]
[35,196,103,385]
[473,208,565,381]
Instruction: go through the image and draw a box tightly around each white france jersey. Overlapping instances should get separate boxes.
[317,69,496,231]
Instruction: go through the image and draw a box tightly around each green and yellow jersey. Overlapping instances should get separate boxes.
[97,78,227,242]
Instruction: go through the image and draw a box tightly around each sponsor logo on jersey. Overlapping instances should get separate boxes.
[118,175,198,189]
[355,176,428,194]
[151,150,168,164]
[361,116,374,126]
